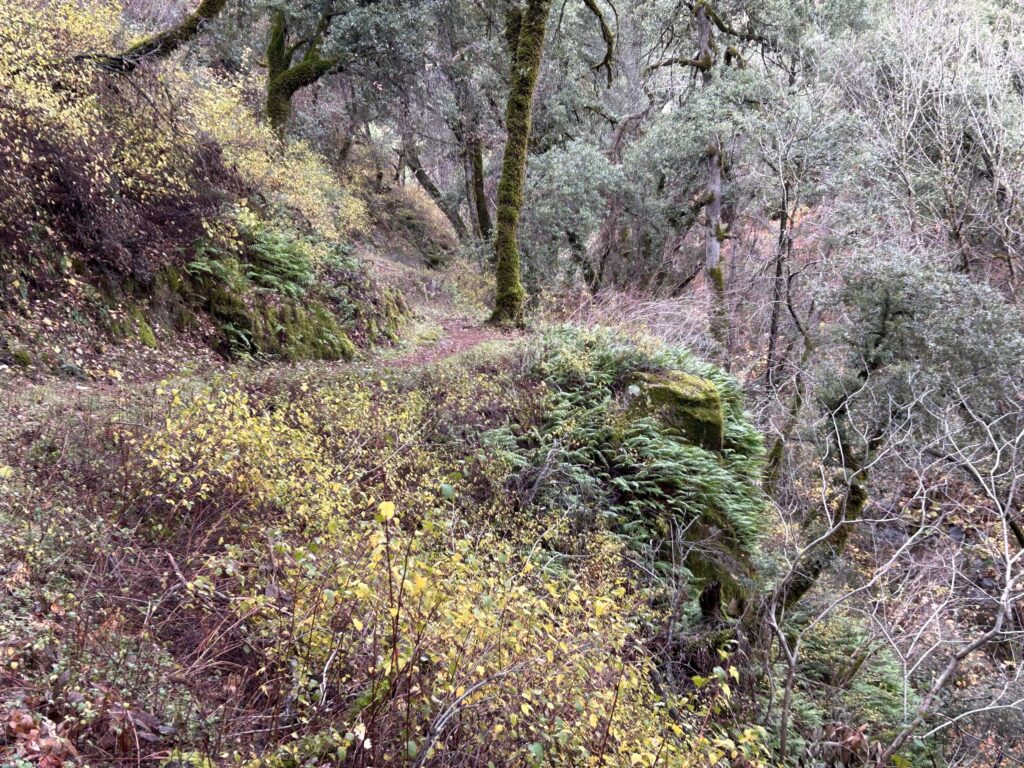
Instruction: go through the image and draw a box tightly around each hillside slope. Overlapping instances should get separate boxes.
[0,268,784,765]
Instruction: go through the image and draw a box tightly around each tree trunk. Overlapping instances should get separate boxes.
[265,10,341,136]
[490,0,553,325]
[772,297,894,612]
[695,3,730,352]
[462,146,481,238]
[705,139,729,351]
[405,143,468,242]
[471,139,493,240]
[775,474,868,611]
[765,183,791,386]
[116,0,227,67]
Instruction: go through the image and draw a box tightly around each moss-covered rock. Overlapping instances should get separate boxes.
[128,304,158,348]
[276,301,356,361]
[151,266,197,332]
[625,371,724,451]
[366,286,408,343]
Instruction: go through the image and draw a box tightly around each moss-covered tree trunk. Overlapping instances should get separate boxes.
[490,0,554,325]
[113,0,227,69]
[694,3,730,353]
[265,10,342,136]
[705,139,729,351]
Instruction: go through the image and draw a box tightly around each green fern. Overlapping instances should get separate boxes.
[488,326,767,594]
[240,220,315,298]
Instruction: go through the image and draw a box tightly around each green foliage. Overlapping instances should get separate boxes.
[34,360,761,765]
[520,139,624,277]
[820,252,1024,455]
[238,219,315,299]
[830,253,1024,396]
[488,326,766,596]
[786,607,920,749]
[180,213,409,361]
[11,347,31,367]
[128,304,158,348]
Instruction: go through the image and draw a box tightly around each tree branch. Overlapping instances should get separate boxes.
[580,0,616,85]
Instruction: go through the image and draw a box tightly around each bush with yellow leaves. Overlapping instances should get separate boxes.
[119,359,770,766]
[0,0,230,281]
[0,0,383,366]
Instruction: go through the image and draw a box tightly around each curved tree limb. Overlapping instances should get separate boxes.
[265,9,346,135]
[92,0,228,71]
[580,0,616,85]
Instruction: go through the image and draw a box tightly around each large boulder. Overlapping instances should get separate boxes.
[625,371,724,451]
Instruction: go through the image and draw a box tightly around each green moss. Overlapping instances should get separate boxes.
[277,302,356,361]
[119,0,227,64]
[626,371,724,451]
[128,305,158,348]
[265,10,342,135]
[12,347,32,367]
[372,287,408,342]
[490,0,554,325]
[157,265,187,295]
[486,327,767,608]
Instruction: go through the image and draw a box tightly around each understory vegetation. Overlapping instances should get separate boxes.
[2,329,772,766]
[0,1,412,376]
[2,0,1023,766]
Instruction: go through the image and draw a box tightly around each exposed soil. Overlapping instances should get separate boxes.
[388,317,522,369]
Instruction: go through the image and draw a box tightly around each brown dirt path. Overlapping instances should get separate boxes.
[387,317,524,369]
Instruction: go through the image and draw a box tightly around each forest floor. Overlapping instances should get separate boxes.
[387,315,522,369]
[0,249,525,466]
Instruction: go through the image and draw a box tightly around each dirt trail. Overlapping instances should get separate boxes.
[387,317,523,369]
[0,314,524,448]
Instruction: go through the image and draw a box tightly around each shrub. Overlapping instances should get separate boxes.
[0,1,233,283]
[120,372,770,765]
[487,326,767,600]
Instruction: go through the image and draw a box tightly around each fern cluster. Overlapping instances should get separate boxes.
[239,218,316,298]
[489,326,767,593]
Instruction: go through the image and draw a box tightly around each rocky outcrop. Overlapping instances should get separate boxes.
[625,371,724,452]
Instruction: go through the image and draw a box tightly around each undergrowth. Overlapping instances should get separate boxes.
[486,327,767,599]
[0,329,770,766]
[0,0,405,374]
